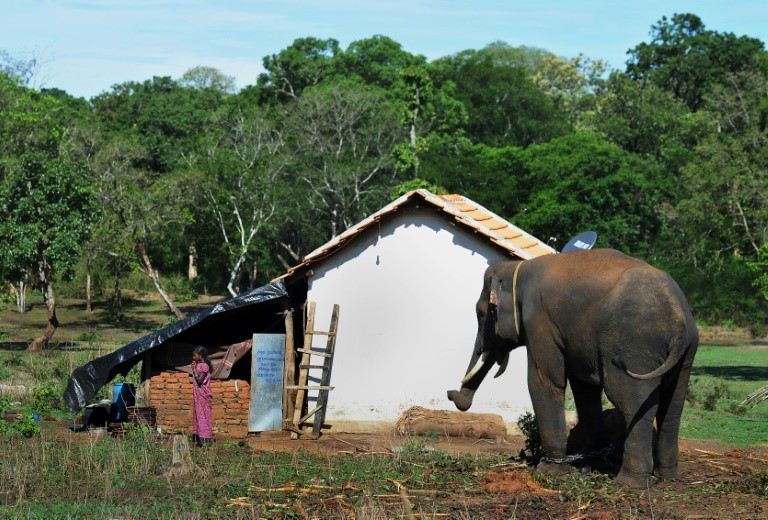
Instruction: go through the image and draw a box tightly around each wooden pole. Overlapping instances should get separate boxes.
[282,305,296,427]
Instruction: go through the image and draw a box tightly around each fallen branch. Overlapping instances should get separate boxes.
[330,435,372,452]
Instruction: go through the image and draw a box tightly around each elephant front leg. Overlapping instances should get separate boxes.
[527,362,570,474]
[568,378,608,453]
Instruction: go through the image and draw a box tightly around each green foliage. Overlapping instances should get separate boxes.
[434,44,572,146]
[626,13,765,111]
[517,411,542,457]
[3,24,768,324]
[663,255,768,327]
[389,178,449,200]
[31,383,62,413]
[421,141,526,218]
[513,132,663,254]
[749,240,768,302]
[0,151,93,279]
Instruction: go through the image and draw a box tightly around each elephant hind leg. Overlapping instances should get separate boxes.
[608,380,659,488]
[655,360,694,479]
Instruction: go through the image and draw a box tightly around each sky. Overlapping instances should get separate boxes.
[2,1,767,100]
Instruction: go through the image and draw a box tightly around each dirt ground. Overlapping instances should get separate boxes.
[245,430,768,519]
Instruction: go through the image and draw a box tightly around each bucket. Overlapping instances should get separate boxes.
[112,383,136,422]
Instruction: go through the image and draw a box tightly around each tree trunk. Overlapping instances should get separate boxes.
[113,276,123,322]
[226,253,248,297]
[11,281,26,314]
[85,255,92,313]
[28,257,58,352]
[135,240,185,320]
[188,244,198,280]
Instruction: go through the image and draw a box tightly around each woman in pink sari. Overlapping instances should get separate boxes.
[191,346,213,446]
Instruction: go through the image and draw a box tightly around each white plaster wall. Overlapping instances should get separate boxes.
[304,210,533,428]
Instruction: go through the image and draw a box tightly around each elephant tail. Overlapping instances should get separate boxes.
[625,310,695,381]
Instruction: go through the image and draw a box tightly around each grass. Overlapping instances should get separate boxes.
[2,296,768,517]
[680,344,768,446]
[0,426,503,519]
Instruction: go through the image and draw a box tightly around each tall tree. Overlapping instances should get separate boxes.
[513,132,664,254]
[88,135,189,319]
[433,45,571,146]
[673,69,768,266]
[278,81,404,255]
[257,37,341,101]
[179,65,237,93]
[0,150,92,350]
[91,77,223,172]
[626,13,765,111]
[190,101,286,294]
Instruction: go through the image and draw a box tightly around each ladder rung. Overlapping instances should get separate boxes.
[300,364,327,369]
[285,385,335,391]
[296,348,333,358]
[297,405,323,424]
[307,330,335,336]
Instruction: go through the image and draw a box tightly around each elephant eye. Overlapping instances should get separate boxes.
[490,305,498,322]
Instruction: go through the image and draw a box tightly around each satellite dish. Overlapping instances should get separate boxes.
[561,231,598,253]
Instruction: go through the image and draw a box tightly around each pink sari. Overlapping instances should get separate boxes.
[192,362,212,440]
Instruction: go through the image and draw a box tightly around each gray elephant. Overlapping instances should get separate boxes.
[447,249,698,488]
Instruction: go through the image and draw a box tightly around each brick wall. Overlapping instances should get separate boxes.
[147,371,251,438]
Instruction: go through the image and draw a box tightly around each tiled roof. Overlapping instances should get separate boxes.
[281,189,555,278]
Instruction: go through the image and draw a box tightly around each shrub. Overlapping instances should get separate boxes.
[32,383,62,413]
[517,411,542,458]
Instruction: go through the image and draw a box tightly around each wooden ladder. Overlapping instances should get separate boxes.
[286,302,339,439]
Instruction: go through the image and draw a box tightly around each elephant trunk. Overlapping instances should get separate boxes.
[447,349,495,411]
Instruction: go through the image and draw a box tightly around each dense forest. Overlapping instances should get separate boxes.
[1,13,768,349]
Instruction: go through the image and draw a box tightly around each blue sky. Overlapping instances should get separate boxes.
[2,1,767,99]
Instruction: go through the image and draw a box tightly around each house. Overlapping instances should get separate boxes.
[282,189,555,431]
[64,189,555,436]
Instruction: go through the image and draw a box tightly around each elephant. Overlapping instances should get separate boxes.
[447,249,698,489]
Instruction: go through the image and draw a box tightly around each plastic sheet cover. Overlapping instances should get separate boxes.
[63,280,289,414]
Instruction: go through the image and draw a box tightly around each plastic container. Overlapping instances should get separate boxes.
[112,383,136,422]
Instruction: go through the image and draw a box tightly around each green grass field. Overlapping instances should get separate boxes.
[681,344,768,446]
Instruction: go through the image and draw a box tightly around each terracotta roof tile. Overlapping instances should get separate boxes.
[281,189,556,278]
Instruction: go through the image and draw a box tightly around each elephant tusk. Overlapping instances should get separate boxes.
[493,353,509,379]
[461,352,490,384]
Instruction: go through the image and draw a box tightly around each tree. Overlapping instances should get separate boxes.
[513,132,664,254]
[420,140,525,218]
[91,77,224,172]
[278,81,404,256]
[190,101,285,294]
[88,135,189,319]
[672,69,768,267]
[179,65,236,93]
[584,71,705,176]
[340,35,426,90]
[0,151,92,350]
[257,37,341,101]
[0,49,45,87]
[433,45,571,146]
[626,13,765,111]
[531,53,607,127]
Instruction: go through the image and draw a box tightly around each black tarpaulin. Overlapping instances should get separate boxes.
[63,280,290,414]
